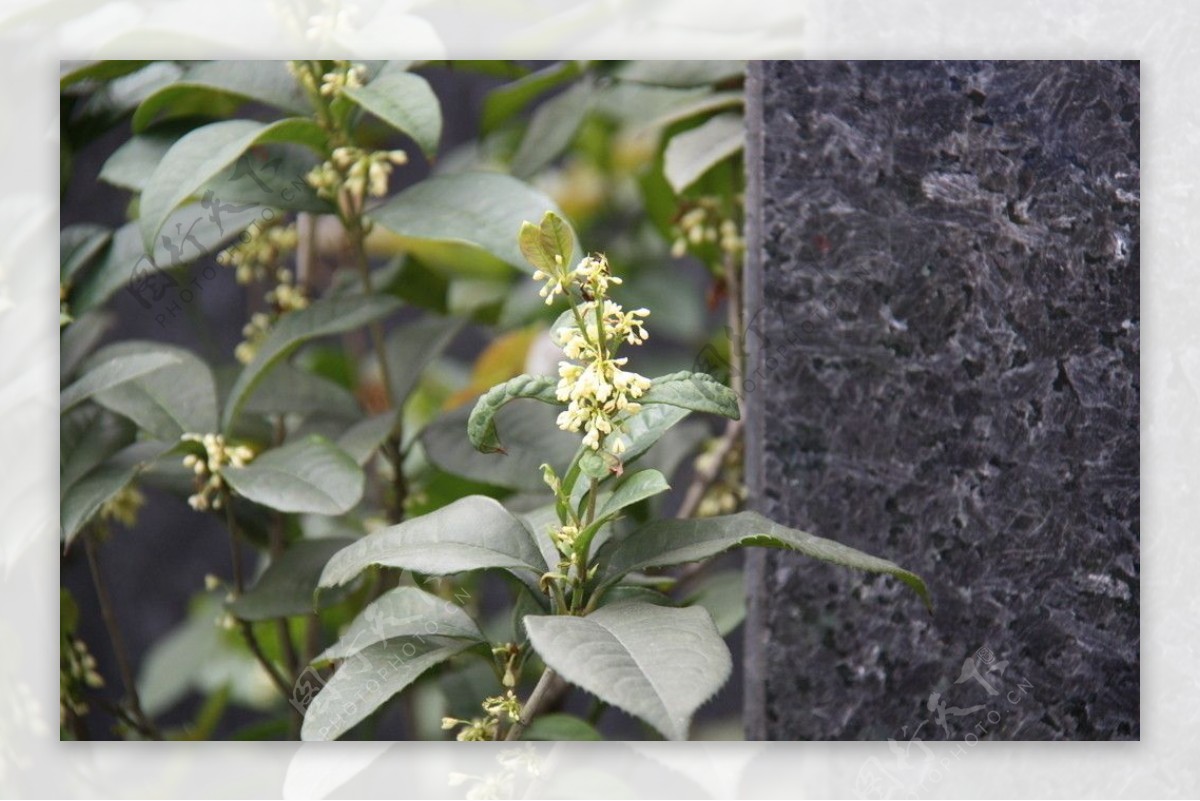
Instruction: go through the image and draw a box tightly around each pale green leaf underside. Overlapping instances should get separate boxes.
[524,601,731,741]
[301,638,471,741]
[222,435,364,515]
[317,496,547,590]
[316,586,484,665]
[132,60,309,132]
[663,113,745,194]
[222,294,401,431]
[604,512,931,609]
[140,117,327,252]
[344,72,442,159]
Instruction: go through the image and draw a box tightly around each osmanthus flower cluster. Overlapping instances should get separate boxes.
[298,212,929,745]
[537,253,653,453]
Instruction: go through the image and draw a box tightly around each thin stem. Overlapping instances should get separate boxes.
[83,527,160,740]
[505,668,562,741]
[222,490,294,700]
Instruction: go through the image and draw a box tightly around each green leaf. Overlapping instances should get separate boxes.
[683,570,746,637]
[370,172,573,273]
[662,113,744,194]
[138,592,275,717]
[518,211,575,274]
[384,315,463,407]
[317,496,547,589]
[482,61,583,133]
[222,435,364,516]
[336,414,396,466]
[524,713,603,741]
[343,72,442,159]
[422,402,579,492]
[243,363,361,422]
[86,341,219,441]
[132,60,309,132]
[639,370,740,419]
[61,406,135,495]
[61,224,111,284]
[511,80,592,178]
[71,203,264,315]
[467,374,560,454]
[61,443,170,547]
[524,601,731,741]
[615,61,745,88]
[60,350,182,413]
[315,586,484,665]
[61,60,153,88]
[301,638,471,741]
[222,295,401,431]
[603,512,931,609]
[140,118,328,252]
[60,311,112,381]
[597,469,670,519]
[99,130,178,192]
[228,538,355,621]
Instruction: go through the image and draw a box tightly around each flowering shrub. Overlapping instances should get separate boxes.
[59,59,927,741]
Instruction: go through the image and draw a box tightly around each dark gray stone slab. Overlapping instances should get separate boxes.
[744,61,1139,741]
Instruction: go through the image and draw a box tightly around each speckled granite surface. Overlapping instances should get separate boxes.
[744,61,1139,740]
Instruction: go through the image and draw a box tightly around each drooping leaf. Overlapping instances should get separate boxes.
[602,512,931,609]
[140,118,328,251]
[87,341,219,441]
[467,374,560,454]
[511,80,593,178]
[228,538,356,621]
[344,72,442,159]
[301,638,472,741]
[318,496,547,590]
[315,586,484,665]
[370,172,573,274]
[524,713,603,741]
[639,370,740,420]
[524,601,731,741]
[222,295,401,430]
[663,113,745,194]
[222,435,364,516]
[60,311,113,381]
[60,350,182,413]
[132,60,309,132]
